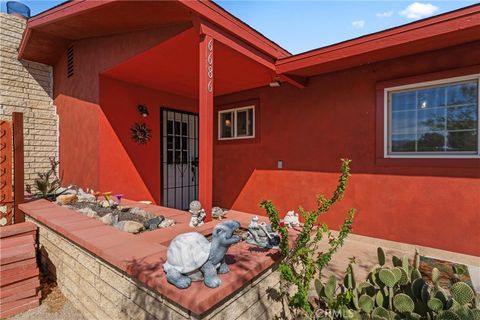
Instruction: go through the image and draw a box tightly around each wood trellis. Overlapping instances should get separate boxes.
[0,112,25,226]
[0,120,13,225]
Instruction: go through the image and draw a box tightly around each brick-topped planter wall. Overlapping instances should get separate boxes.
[22,200,284,320]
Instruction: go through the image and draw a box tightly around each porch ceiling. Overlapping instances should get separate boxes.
[19,1,193,65]
[101,28,276,98]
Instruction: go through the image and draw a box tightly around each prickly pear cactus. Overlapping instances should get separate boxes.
[450,282,475,306]
[432,267,440,285]
[393,293,415,313]
[437,310,462,320]
[377,247,386,266]
[371,306,390,319]
[379,269,397,288]
[428,297,444,312]
[313,248,477,320]
[359,294,375,313]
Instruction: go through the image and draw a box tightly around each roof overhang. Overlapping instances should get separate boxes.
[18,0,290,66]
[277,4,480,78]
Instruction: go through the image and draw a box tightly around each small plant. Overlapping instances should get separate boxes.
[32,157,62,200]
[261,159,356,317]
[314,247,480,319]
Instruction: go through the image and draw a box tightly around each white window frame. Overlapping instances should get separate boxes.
[384,74,480,158]
[218,105,255,140]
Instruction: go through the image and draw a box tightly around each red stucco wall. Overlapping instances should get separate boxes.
[98,77,197,203]
[54,28,479,256]
[54,26,193,201]
[213,41,480,256]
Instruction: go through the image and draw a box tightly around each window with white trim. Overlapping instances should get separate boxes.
[218,106,254,140]
[385,75,479,157]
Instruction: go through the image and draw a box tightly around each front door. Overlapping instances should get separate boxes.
[161,109,199,210]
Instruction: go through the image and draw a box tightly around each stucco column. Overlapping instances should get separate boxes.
[198,34,214,219]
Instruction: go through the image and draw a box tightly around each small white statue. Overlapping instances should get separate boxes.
[212,207,227,220]
[189,200,206,227]
[283,210,300,228]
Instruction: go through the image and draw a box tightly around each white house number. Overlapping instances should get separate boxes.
[207,39,213,93]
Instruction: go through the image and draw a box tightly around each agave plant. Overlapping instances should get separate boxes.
[314,247,479,319]
[32,157,63,200]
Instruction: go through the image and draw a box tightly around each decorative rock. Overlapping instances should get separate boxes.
[56,194,78,205]
[159,218,175,228]
[77,207,97,218]
[76,189,95,202]
[114,221,144,234]
[100,200,114,208]
[56,187,76,195]
[143,216,165,230]
[100,213,113,225]
[0,217,7,226]
[129,207,154,219]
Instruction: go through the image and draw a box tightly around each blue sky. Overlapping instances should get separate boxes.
[1,0,478,54]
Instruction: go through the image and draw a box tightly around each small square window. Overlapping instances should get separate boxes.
[385,76,479,158]
[218,106,255,140]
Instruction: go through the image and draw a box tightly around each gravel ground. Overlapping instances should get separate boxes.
[9,276,85,320]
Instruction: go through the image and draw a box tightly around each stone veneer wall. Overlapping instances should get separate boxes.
[0,13,58,187]
[25,215,284,320]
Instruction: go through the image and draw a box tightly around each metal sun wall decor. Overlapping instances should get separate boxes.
[130,122,152,145]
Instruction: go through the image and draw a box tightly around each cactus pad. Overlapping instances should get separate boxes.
[412,278,426,300]
[375,291,384,307]
[379,269,397,288]
[359,294,375,313]
[377,247,386,266]
[372,306,390,319]
[324,275,337,300]
[437,310,461,320]
[421,282,431,303]
[432,267,440,285]
[450,282,475,306]
[411,268,422,281]
[428,297,444,312]
[398,267,410,285]
[435,288,449,305]
[472,309,480,320]
[392,255,402,267]
[393,293,415,313]
[392,267,403,283]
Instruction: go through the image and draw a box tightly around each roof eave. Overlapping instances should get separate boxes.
[276,4,480,76]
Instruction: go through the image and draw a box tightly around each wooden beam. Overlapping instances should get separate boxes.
[198,34,214,220]
[277,74,308,89]
[12,112,24,223]
[197,20,276,71]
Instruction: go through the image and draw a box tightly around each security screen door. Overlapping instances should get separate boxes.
[161,109,199,210]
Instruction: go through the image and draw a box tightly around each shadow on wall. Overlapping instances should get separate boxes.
[20,60,52,99]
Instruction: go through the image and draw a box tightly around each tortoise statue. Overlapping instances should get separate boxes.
[163,220,241,289]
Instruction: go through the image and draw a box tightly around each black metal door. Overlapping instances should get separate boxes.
[161,109,199,210]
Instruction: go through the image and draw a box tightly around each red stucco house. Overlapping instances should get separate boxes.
[18,1,479,256]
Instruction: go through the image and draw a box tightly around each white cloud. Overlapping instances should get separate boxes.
[352,20,366,29]
[376,11,394,18]
[399,2,439,19]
